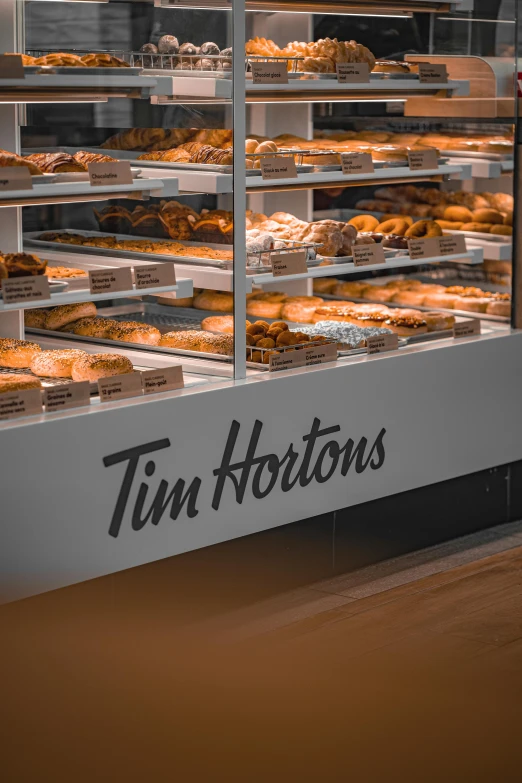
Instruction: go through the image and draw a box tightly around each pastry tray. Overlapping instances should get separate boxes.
[320,292,509,323]
[24,65,143,76]
[443,228,511,243]
[318,247,400,263]
[443,150,513,162]
[0,279,67,299]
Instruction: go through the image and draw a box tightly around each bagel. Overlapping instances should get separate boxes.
[0,338,41,368]
[30,349,87,378]
[374,219,410,236]
[71,353,134,382]
[405,220,443,239]
[347,215,379,232]
[45,302,97,331]
[471,208,503,225]
[435,220,464,230]
[460,222,491,233]
[489,224,512,236]
[443,206,473,223]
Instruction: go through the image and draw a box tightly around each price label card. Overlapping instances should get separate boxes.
[0,54,24,79]
[407,236,441,260]
[0,166,33,192]
[260,156,297,180]
[269,342,337,372]
[336,62,370,84]
[88,160,133,187]
[43,381,90,413]
[0,388,42,421]
[352,243,386,267]
[2,276,50,304]
[251,61,288,85]
[367,333,399,355]
[134,263,176,290]
[341,152,374,176]
[418,63,448,84]
[98,372,143,403]
[408,148,439,171]
[439,235,467,256]
[89,267,133,295]
[453,319,481,339]
[142,365,184,395]
[271,250,307,277]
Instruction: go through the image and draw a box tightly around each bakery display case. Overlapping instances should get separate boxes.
[1,0,522,602]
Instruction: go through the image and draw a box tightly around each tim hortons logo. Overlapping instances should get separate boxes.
[103,418,387,538]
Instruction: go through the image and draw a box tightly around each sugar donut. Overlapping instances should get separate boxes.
[443,206,473,223]
[374,219,410,236]
[45,302,97,331]
[347,215,379,232]
[471,208,503,225]
[0,338,41,368]
[30,349,87,378]
[405,220,442,239]
[0,373,42,393]
[71,353,134,382]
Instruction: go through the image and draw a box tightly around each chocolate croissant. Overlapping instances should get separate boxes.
[25,152,85,173]
[73,151,114,167]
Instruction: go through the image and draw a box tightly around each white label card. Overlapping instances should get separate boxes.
[88,161,133,187]
[408,148,439,171]
[2,276,50,304]
[134,263,176,290]
[352,243,386,267]
[341,152,374,176]
[251,61,288,85]
[367,333,399,355]
[260,156,297,180]
[269,342,337,372]
[453,319,481,339]
[418,63,448,84]
[43,382,90,413]
[142,365,184,395]
[407,237,441,260]
[336,62,370,84]
[271,251,307,277]
[439,235,467,256]
[0,388,42,421]
[98,372,143,402]
[89,267,133,295]
[0,54,25,79]
[0,166,33,192]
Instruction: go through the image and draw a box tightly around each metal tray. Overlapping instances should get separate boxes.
[24,229,234,270]
[318,247,400,264]
[24,65,143,76]
[0,364,99,394]
[0,279,67,300]
[443,149,513,162]
[32,174,58,184]
[443,229,511,244]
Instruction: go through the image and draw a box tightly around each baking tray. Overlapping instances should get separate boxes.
[32,174,58,184]
[24,65,142,76]
[320,292,510,323]
[443,229,512,243]
[0,364,98,394]
[443,149,513,162]
[0,279,67,299]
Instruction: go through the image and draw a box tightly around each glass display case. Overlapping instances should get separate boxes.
[1,0,521,601]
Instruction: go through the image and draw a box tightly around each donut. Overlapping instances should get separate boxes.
[45,302,97,331]
[347,215,380,232]
[71,353,133,382]
[30,349,87,378]
[334,281,371,299]
[255,141,278,154]
[24,308,49,329]
[246,292,287,319]
[460,222,491,233]
[489,224,512,236]
[0,373,42,393]
[435,220,464,230]
[200,316,250,334]
[405,220,443,239]
[193,290,233,313]
[245,139,259,154]
[478,140,513,154]
[381,214,414,226]
[280,296,323,324]
[0,338,41,368]
[383,312,428,336]
[471,208,503,224]
[313,278,338,295]
[443,206,473,223]
[374,219,410,236]
[105,321,161,345]
[454,296,491,313]
[423,312,456,332]
[391,289,427,306]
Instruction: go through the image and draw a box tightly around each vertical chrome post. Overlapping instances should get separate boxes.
[232,0,247,380]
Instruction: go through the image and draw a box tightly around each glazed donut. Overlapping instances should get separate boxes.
[471,208,503,225]
[405,220,443,239]
[24,308,50,329]
[280,296,323,324]
[105,321,161,345]
[71,353,134,382]
[460,222,491,233]
[0,338,41,368]
[489,225,512,236]
[381,214,413,226]
[374,219,410,236]
[30,349,87,378]
[45,302,97,331]
[435,220,464,230]
[0,373,42,393]
[443,206,473,223]
[347,215,380,232]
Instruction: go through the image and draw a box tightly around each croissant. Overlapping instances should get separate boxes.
[0,151,42,175]
[101,128,168,151]
[25,152,85,173]
[148,128,193,150]
[34,53,86,67]
[245,37,282,56]
[81,53,129,68]
[157,149,191,162]
[73,151,114,167]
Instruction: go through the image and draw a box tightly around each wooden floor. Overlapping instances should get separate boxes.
[2,536,522,782]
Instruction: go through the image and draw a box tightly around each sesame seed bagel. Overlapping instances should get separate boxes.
[0,338,42,368]
[0,373,42,393]
[45,302,97,331]
[30,349,87,378]
[71,353,133,382]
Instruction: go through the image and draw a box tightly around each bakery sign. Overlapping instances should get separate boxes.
[103,418,387,538]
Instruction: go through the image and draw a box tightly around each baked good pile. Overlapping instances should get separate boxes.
[245,37,375,73]
[6,52,129,68]
[135,38,231,71]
